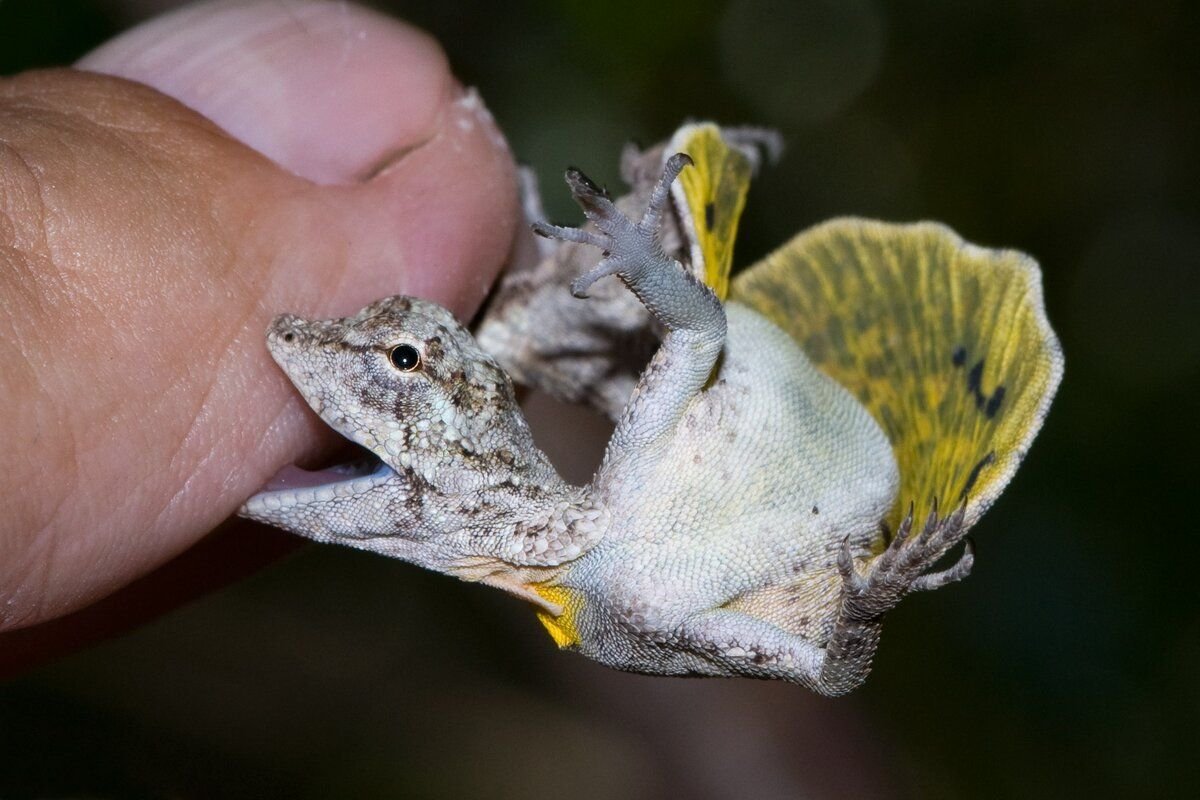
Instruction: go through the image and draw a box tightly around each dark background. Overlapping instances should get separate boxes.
[2,0,1197,797]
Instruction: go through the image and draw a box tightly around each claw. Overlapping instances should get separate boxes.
[910,539,975,592]
[917,501,942,546]
[926,501,968,554]
[565,166,607,197]
[893,501,915,543]
[564,167,618,222]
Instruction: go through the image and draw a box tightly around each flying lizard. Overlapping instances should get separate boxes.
[240,124,1063,694]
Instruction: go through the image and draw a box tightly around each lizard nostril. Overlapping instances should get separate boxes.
[282,332,295,343]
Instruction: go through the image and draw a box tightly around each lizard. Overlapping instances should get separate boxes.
[240,124,1063,694]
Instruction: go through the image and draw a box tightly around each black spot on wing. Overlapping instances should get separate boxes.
[962,451,996,497]
[985,385,1006,418]
[966,359,986,402]
[703,201,715,232]
[954,350,1006,418]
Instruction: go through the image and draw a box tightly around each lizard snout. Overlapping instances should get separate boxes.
[264,314,319,370]
[266,313,307,348]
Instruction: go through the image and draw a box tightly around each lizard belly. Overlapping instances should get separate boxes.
[585,302,899,622]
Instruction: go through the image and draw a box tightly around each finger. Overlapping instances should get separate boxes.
[80,0,463,187]
[79,0,518,316]
[0,1,518,633]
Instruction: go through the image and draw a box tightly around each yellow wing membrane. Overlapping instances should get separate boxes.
[667,124,755,300]
[731,218,1063,537]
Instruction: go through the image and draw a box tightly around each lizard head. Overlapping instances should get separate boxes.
[242,295,595,588]
[260,295,561,495]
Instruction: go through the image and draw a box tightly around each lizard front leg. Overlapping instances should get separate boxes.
[534,154,727,456]
[476,143,679,421]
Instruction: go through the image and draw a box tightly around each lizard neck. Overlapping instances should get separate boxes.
[379,401,569,498]
[442,486,609,577]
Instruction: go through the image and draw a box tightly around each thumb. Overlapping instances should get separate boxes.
[80,0,517,313]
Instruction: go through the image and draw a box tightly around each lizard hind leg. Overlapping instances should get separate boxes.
[671,608,870,696]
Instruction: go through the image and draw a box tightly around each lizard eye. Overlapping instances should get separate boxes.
[388,344,422,372]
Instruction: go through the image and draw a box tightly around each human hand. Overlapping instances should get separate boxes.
[0,0,519,659]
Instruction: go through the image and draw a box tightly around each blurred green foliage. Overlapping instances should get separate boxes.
[2,0,1198,797]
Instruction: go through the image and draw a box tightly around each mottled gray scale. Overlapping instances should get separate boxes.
[241,138,982,695]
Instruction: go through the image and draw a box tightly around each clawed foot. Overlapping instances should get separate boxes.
[533,153,693,297]
[837,501,974,621]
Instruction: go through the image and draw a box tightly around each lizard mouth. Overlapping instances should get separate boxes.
[240,448,396,519]
[261,453,387,492]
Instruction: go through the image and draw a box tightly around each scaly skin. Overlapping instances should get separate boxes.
[241,154,975,694]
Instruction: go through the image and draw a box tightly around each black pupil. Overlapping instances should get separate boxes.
[390,344,420,371]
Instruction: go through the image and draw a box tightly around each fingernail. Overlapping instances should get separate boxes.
[78,0,470,185]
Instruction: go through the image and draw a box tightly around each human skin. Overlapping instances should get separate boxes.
[0,0,520,661]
